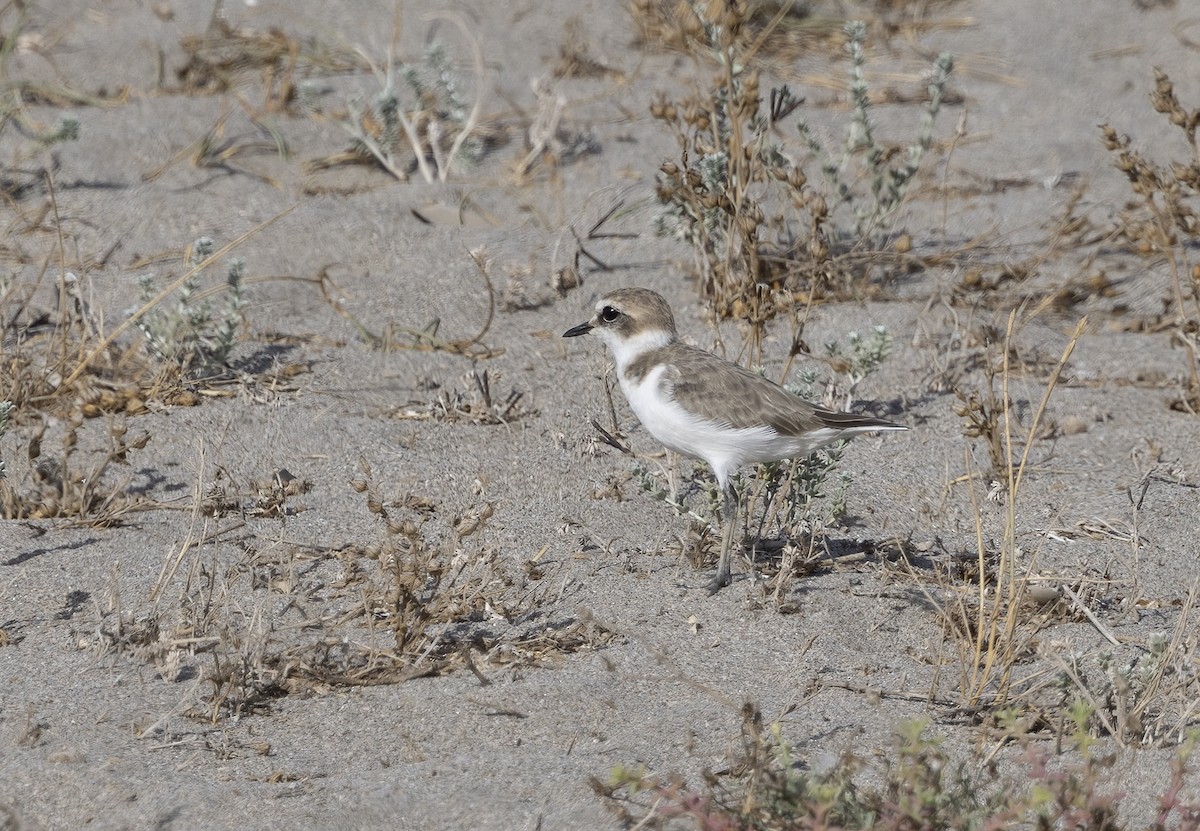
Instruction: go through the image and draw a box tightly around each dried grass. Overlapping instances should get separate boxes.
[96,457,616,722]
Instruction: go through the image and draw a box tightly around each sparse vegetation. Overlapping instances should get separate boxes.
[800,21,953,241]
[4,0,1200,826]
[96,458,614,722]
[322,15,497,183]
[950,312,1087,711]
[0,412,150,522]
[821,325,894,411]
[134,236,247,376]
[1102,67,1200,413]
[595,704,1200,830]
[316,248,502,357]
[649,4,953,358]
[1049,585,1200,748]
[388,365,535,425]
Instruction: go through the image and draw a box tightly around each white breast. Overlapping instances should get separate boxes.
[618,363,794,484]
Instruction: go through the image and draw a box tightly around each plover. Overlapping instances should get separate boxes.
[563,287,906,592]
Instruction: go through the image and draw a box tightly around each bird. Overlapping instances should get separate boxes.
[563,287,906,592]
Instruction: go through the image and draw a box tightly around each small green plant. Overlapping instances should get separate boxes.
[800,22,953,240]
[633,437,849,592]
[595,705,1200,829]
[749,327,895,586]
[823,325,894,410]
[342,15,487,183]
[753,441,849,534]
[633,457,723,529]
[133,237,246,375]
[650,4,953,356]
[1051,586,1200,748]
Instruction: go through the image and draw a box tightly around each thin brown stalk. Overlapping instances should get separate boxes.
[965,313,1087,706]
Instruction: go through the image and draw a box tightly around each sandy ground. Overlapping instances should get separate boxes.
[2,1,1199,829]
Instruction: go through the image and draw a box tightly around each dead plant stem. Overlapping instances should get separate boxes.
[967,312,1087,705]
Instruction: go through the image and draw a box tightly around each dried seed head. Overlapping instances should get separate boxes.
[1150,68,1186,126]
[808,195,828,221]
[1171,161,1200,190]
[739,72,760,118]
[650,98,678,121]
[1099,124,1120,150]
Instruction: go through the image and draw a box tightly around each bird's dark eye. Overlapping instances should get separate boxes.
[600,306,620,322]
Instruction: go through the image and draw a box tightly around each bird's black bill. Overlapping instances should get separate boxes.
[562,322,593,338]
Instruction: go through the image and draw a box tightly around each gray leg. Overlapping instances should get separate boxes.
[708,481,739,593]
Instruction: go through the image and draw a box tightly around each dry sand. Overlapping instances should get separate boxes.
[1,1,1199,828]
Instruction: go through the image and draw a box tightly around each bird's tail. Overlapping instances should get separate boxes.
[817,410,907,433]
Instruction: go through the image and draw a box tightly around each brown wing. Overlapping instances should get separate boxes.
[663,343,901,437]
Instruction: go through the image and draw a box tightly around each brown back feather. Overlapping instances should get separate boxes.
[648,343,900,436]
[628,343,902,434]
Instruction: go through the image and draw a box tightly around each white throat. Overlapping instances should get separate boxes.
[599,327,673,375]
